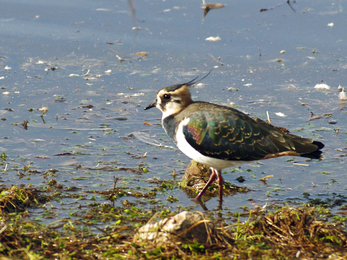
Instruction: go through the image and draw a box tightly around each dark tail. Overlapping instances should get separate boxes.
[300,141,324,159]
[253,117,324,160]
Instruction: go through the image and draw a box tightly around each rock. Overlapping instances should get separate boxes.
[134,211,214,245]
[180,160,247,198]
[182,160,210,182]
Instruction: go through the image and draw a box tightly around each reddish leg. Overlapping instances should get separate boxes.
[216,170,224,203]
[195,169,217,200]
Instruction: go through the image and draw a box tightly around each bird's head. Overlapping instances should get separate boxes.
[145,84,192,118]
[145,70,212,119]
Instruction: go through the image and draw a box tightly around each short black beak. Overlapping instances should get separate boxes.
[144,101,156,110]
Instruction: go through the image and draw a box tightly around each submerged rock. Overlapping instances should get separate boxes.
[181,160,247,198]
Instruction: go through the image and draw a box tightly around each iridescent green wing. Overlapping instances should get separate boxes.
[183,108,282,161]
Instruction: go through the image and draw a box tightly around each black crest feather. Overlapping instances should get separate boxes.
[165,69,213,92]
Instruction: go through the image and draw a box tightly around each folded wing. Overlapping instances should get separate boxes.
[183,107,324,161]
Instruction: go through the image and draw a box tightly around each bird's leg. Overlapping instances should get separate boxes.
[195,168,217,200]
[216,170,224,203]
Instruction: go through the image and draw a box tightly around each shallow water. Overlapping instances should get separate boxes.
[0,0,346,221]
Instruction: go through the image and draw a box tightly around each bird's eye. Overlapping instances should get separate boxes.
[163,94,171,99]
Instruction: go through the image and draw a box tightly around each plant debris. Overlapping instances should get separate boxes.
[1,184,347,259]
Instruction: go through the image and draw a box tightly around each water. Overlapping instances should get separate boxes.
[0,0,346,221]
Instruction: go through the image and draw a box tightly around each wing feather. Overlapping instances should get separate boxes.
[182,105,323,161]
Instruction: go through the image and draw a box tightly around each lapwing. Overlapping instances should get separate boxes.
[145,73,324,202]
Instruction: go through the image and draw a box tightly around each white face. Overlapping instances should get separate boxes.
[156,89,184,119]
[155,87,193,120]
